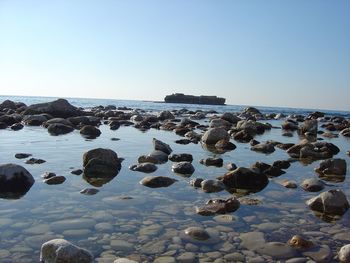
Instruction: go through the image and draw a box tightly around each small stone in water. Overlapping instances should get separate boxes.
[15,153,32,159]
[41,172,56,179]
[80,188,99,195]
[25,158,46,164]
[43,176,66,185]
[184,227,210,241]
[71,169,83,175]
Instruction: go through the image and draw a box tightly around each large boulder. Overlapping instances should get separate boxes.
[80,125,101,139]
[221,112,241,124]
[0,163,35,199]
[222,167,269,192]
[83,148,121,186]
[287,141,340,160]
[0,99,17,110]
[306,189,350,216]
[22,114,48,126]
[201,128,229,145]
[40,238,93,263]
[22,99,82,118]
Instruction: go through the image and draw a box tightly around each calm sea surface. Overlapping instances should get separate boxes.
[0,95,350,262]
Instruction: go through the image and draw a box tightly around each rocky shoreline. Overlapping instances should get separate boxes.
[0,98,350,262]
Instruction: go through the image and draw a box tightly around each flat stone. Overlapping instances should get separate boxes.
[51,218,97,232]
[177,252,196,263]
[140,240,166,255]
[153,257,176,263]
[110,240,134,252]
[303,245,332,263]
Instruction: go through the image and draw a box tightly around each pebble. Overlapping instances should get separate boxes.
[110,240,134,252]
[177,252,196,263]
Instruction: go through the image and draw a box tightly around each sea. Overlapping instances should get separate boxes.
[0,95,350,262]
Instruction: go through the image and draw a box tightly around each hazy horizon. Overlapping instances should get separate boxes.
[1,1,349,111]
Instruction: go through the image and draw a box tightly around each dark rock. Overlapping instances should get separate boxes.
[243,107,261,115]
[71,169,83,175]
[189,178,204,188]
[210,118,232,129]
[0,163,35,199]
[196,197,240,216]
[232,130,253,143]
[40,239,93,263]
[306,189,350,216]
[0,122,7,129]
[164,93,225,105]
[340,128,350,137]
[273,160,291,170]
[111,137,120,141]
[10,123,24,130]
[44,118,72,127]
[221,112,241,124]
[23,99,82,118]
[148,150,169,164]
[83,148,121,187]
[276,143,295,150]
[287,141,340,160]
[22,114,48,126]
[250,139,260,146]
[80,125,101,139]
[158,110,174,121]
[200,157,223,167]
[80,188,99,195]
[226,162,237,171]
[214,139,236,151]
[175,139,192,145]
[172,162,195,176]
[251,143,275,154]
[169,153,193,162]
[129,163,157,173]
[47,123,74,135]
[140,176,177,188]
[282,131,294,137]
[315,158,346,176]
[201,179,225,193]
[301,178,325,192]
[43,176,66,185]
[25,158,46,164]
[308,111,325,119]
[41,172,56,179]
[15,153,32,159]
[299,119,318,135]
[153,138,172,155]
[282,120,299,131]
[222,167,269,192]
[0,100,17,110]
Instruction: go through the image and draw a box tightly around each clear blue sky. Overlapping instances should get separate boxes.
[1,0,349,110]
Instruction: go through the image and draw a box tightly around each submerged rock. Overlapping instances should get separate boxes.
[140,176,177,188]
[184,227,210,241]
[40,238,93,263]
[25,158,46,164]
[306,189,350,216]
[288,235,313,249]
[196,197,240,216]
[0,163,35,199]
[15,153,32,159]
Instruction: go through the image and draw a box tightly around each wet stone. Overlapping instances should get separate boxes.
[184,227,211,241]
[303,245,332,263]
[129,162,158,173]
[189,178,203,188]
[15,153,32,159]
[110,240,134,252]
[25,158,46,164]
[300,178,325,192]
[140,240,166,255]
[71,169,83,175]
[43,175,66,185]
[172,162,195,176]
[80,188,99,195]
[200,157,223,167]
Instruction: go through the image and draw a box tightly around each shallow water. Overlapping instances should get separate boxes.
[0,97,350,262]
